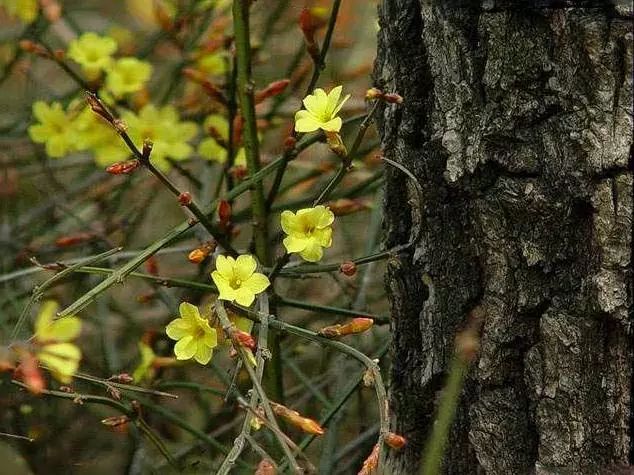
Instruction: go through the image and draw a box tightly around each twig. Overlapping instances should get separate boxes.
[215,301,301,473]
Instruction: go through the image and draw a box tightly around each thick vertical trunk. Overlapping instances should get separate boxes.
[374,1,633,473]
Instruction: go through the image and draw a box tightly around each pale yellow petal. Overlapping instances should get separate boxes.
[212,272,237,301]
[314,206,335,228]
[294,110,322,133]
[313,227,333,248]
[283,235,308,253]
[34,300,58,339]
[214,255,235,280]
[43,317,82,342]
[234,288,256,307]
[300,241,324,262]
[179,302,200,322]
[38,343,81,383]
[243,273,270,295]
[202,327,218,348]
[235,254,257,281]
[332,94,350,116]
[174,335,197,360]
[165,318,193,340]
[280,210,301,235]
[325,86,343,117]
[193,344,213,365]
[320,117,343,132]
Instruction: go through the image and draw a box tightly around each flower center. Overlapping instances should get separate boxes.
[230,278,243,289]
[302,223,316,236]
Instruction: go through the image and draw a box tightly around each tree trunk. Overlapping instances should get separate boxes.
[374,1,633,473]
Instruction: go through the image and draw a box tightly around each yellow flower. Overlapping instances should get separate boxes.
[294,86,349,133]
[72,108,130,166]
[132,342,156,382]
[28,101,76,158]
[123,104,197,171]
[33,301,82,384]
[166,302,218,364]
[105,57,152,97]
[197,114,246,166]
[211,255,270,307]
[196,52,228,76]
[67,33,117,79]
[281,206,334,262]
[1,0,38,23]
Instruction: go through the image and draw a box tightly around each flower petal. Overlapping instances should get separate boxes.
[174,335,197,360]
[303,89,326,116]
[179,302,200,322]
[320,117,343,132]
[283,235,308,253]
[38,343,81,383]
[243,273,270,295]
[294,110,322,133]
[332,94,351,117]
[214,255,235,280]
[234,288,256,307]
[313,227,333,247]
[280,210,301,234]
[325,86,343,117]
[202,327,218,348]
[194,344,213,365]
[314,206,335,228]
[300,241,324,262]
[34,300,58,339]
[43,317,82,342]
[235,254,257,281]
[213,272,237,301]
[166,318,193,340]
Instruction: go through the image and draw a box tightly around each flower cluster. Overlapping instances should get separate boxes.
[1,0,38,23]
[28,101,197,169]
[67,32,152,98]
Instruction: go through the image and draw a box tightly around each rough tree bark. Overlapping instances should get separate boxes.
[374,1,633,473]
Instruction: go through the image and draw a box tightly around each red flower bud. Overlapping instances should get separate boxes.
[339,260,357,276]
[385,432,407,450]
[283,136,297,152]
[55,232,95,248]
[178,192,192,206]
[233,330,256,350]
[255,79,290,104]
[218,200,232,224]
[106,159,140,175]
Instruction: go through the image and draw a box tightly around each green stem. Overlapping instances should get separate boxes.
[233,0,269,264]
[420,355,468,475]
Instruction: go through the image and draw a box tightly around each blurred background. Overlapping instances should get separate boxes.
[0,1,390,473]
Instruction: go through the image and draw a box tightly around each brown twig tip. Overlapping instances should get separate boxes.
[255,79,290,104]
[270,402,325,436]
[365,87,403,104]
[19,40,50,57]
[318,318,374,338]
[86,93,114,123]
